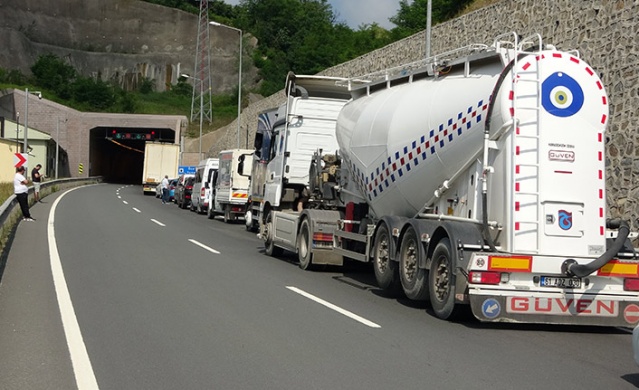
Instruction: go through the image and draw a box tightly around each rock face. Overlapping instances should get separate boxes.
[0,0,254,93]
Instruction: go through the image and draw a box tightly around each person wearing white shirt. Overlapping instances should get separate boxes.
[14,166,34,221]
[161,175,170,204]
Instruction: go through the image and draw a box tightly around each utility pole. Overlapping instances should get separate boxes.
[190,0,213,160]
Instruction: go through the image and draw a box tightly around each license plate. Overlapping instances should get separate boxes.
[540,276,581,288]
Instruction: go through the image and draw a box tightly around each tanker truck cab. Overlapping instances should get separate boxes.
[258,73,351,261]
[294,33,639,327]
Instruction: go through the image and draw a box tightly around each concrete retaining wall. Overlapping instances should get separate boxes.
[207,0,639,231]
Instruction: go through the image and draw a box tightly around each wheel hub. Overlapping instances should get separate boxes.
[434,260,449,302]
[403,241,417,281]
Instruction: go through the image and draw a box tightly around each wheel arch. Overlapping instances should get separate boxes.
[372,216,408,263]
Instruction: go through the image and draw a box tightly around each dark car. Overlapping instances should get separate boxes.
[174,174,195,209]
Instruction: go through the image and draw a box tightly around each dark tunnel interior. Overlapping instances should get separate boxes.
[89,126,177,184]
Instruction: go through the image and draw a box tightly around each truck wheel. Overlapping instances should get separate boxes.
[428,238,460,320]
[399,227,429,301]
[264,212,283,257]
[373,223,402,295]
[297,218,314,270]
[207,205,215,219]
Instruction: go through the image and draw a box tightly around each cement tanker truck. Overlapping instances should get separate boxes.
[261,33,639,326]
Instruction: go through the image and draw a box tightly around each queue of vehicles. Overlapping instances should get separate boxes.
[148,33,639,329]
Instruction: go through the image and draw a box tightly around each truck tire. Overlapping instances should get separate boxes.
[264,212,283,257]
[373,223,402,295]
[428,238,460,320]
[297,218,314,270]
[399,227,429,301]
[207,204,215,219]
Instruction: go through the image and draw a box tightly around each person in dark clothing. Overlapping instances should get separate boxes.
[31,163,43,202]
[14,166,34,221]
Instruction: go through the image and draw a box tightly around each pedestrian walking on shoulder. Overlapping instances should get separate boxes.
[14,166,34,221]
[31,163,43,202]
[161,175,170,204]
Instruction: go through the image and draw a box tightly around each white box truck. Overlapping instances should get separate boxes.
[209,149,253,223]
[142,143,180,195]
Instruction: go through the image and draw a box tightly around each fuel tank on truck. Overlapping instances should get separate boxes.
[336,54,505,218]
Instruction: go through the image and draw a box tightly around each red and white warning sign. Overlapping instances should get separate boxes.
[624,304,639,324]
[13,153,27,168]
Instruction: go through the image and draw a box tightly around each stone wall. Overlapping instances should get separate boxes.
[0,0,254,93]
[207,0,639,231]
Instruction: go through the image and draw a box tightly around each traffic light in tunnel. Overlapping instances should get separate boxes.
[109,129,157,140]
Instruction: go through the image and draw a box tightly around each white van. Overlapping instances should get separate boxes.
[190,158,219,214]
[208,149,253,222]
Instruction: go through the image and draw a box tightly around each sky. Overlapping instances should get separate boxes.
[221,0,403,30]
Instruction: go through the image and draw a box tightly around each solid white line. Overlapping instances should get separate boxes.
[132,208,141,213]
[286,286,381,329]
[188,239,220,254]
[122,201,128,205]
[151,219,165,227]
[48,188,100,389]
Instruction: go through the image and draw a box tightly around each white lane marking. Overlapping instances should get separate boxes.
[122,201,128,205]
[188,239,220,254]
[286,286,381,329]
[48,188,100,389]
[117,195,121,199]
[132,208,141,213]
[151,219,165,227]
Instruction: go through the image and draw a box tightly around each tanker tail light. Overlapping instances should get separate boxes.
[469,271,508,285]
[624,278,639,292]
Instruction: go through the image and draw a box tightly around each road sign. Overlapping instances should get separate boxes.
[482,298,501,319]
[624,304,639,324]
[178,165,196,175]
[79,163,84,174]
[13,153,28,168]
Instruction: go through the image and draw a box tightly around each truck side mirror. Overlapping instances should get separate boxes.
[205,182,209,189]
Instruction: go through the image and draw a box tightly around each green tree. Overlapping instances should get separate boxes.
[31,54,77,99]
[72,76,116,110]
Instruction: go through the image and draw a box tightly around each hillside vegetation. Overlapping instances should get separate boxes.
[1,0,495,136]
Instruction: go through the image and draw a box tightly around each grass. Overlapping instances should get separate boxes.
[0,183,12,205]
[1,83,240,139]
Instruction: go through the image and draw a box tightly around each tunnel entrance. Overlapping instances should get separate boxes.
[89,126,177,184]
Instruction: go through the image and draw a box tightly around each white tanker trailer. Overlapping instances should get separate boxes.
[264,33,638,326]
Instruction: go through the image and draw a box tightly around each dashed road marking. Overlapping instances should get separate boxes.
[286,286,381,328]
[151,219,165,227]
[188,239,220,254]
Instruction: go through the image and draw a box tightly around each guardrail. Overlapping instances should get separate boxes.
[0,177,102,277]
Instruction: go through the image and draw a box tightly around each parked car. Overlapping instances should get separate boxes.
[191,158,219,214]
[174,174,195,209]
[155,178,177,201]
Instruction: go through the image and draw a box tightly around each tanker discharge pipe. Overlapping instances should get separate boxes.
[561,219,630,277]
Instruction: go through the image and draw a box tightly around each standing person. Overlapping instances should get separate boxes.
[161,175,170,204]
[31,163,43,203]
[14,166,34,221]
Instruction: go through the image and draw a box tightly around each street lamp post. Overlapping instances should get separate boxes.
[210,21,242,149]
[23,88,42,157]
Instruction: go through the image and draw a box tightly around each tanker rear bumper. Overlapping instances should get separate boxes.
[469,290,639,327]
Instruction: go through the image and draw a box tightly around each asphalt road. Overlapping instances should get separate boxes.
[1,184,638,389]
